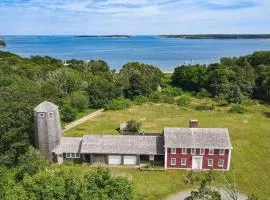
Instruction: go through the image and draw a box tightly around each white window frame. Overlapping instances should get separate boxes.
[39,113,45,118]
[219,149,225,156]
[191,148,196,155]
[218,159,224,168]
[181,158,186,166]
[66,153,80,159]
[182,148,187,154]
[171,158,176,166]
[209,149,214,155]
[200,148,205,155]
[171,148,176,154]
[48,112,53,118]
[208,159,213,167]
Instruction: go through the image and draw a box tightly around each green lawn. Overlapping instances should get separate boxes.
[65,100,270,199]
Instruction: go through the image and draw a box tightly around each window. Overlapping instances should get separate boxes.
[191,148,196,155]
[218,160,224,168]
[149,155,155,161]
[182,148,187,154]
[181,158,186,166]
[171,148,176,154]
[209,149,214,155]
[200,148,205,155]
[39,113,45,118]
[66,153,80,159]
[171,158,176,166]
[219,149,225,155]
[48,112,53,118]
[208,159,213,167]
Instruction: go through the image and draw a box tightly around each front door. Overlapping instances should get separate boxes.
[192,156,202,170]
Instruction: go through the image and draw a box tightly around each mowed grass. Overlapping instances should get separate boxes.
[65,101,270,199]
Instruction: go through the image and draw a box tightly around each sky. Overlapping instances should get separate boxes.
[0,0,270,35]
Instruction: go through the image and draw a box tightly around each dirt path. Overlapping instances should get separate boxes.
[165,189,247,200]
[63,109,104,132]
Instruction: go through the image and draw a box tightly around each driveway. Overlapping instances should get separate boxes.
[165,189,247,200]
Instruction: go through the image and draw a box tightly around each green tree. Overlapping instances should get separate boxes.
[119,62,163,98]
[70,91,89,111]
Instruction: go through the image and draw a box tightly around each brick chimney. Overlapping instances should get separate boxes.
[189,119,198,128]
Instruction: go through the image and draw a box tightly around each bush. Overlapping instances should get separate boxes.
[61,104,77,122]
[161,86,183,97]
[229,105,249,114]
[195,103,215,111]
[133,95,148,105]
[148,92,164,103]
[70,91,89,111]
[177,96,191,106]
[196,88,209,99]
[105,98,132,110]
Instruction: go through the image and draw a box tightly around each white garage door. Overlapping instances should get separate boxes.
[123,156,137,165]
[108,155,122,165]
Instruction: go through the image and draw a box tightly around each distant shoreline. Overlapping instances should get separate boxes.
[159,34,270,39]
[75,35,130,38]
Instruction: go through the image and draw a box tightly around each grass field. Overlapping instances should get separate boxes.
[65,99,270,199]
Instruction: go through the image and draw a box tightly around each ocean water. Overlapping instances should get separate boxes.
[1,35,270,71]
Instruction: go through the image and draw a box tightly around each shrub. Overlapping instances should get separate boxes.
[164,96,175,104]
[133,95,148,105]
[195,103,215,111]
[229,105,249,114]
[61,104,77,122]
[241,99,258,106]
[196,88,209,99]
[161,86,183,97]
[70,91,89,111]
[177,96,191,106]
[105,98,132,110]
[148,92,164,103]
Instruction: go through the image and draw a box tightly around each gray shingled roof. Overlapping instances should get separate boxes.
[164,128,232,149]
[34,101,58,112]
[52,137,82,154]
[80,135,164,155]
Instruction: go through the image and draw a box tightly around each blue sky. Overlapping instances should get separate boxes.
[0,0,270,35]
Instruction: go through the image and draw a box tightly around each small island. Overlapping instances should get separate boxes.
[0,40,6,47]
[75,35,130,38]
[159,34,270,39]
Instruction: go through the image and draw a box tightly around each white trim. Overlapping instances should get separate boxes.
[181,158,187,166]
[208,159,213,167]
[48,112,53,118]
[171,148,176,154]
[182,148,187,154]
[164,148,167,169]
[191,148,196,155]
[66,153,80,158]
[200,148,205,155]
[219,149,225,156]
[218,159,224,168]
[171,158,176,166]
[227,149,232,170]
[192,156,203,170]
[209,149,214,155]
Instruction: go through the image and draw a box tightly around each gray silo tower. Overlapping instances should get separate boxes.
[34,101,62,160]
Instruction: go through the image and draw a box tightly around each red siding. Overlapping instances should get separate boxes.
[167,148,229,170]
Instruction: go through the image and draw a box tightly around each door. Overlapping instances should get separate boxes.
[192,156,202,170]
[123,155,137,165]
[108,155,122,165]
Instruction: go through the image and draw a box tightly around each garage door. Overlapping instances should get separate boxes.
[123,156,137,165]
[108,155,122,165]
